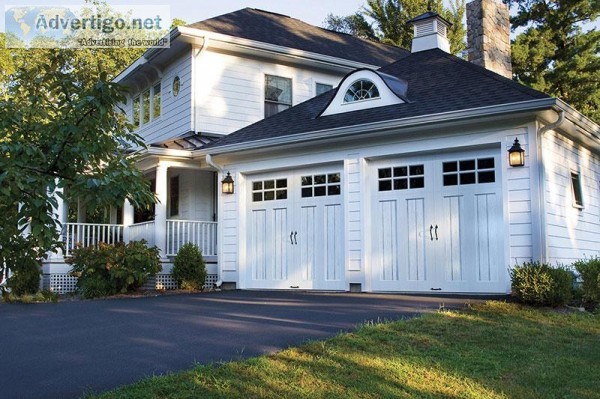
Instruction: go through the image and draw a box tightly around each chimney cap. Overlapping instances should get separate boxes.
[407,11,453,27]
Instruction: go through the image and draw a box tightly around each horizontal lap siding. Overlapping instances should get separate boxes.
[195,51,342,135]
[345,157,362,272]
[543,131,600,264]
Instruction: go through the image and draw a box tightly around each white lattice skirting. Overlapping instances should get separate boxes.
[43,273,219,294]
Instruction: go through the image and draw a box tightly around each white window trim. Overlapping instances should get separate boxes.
[264,74,293,118]
[571,169,584,209]
[132,81,162,128]
[342,78,381,104]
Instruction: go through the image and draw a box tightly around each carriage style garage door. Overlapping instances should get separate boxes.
[371,148,506,293]
[245,167,345,290]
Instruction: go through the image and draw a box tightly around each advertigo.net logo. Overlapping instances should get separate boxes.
[5,4,172,48]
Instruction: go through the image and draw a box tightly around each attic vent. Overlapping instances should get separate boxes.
[437,23,447,37]
[415,21,434,37]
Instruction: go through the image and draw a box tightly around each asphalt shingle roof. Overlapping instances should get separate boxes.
[208,49,551,149]
[187,8,409,66]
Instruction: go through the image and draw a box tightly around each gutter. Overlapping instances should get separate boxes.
[205,154,223,173]
[200,97,558,156]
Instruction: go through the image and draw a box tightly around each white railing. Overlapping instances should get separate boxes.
[128,221,156,247]
[166,220,217,256]
[63,223,124,256]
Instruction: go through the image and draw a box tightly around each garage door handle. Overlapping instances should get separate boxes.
[293,231,298,245]
[435,225,438,241]
[430,225,434,241]
[290,232,294,245]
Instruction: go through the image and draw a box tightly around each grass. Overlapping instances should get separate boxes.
[95,302,599,399]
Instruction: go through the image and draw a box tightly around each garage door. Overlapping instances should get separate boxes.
[371,148,506,293]
[245,167,345,290]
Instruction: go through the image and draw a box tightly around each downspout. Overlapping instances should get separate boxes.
[205,152,225,288]
[206,153,223,222]
[535,109,565,263]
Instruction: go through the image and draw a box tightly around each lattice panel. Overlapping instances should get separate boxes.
[204,274,218,290]
[154,274,179,290]
[48,274,78,294]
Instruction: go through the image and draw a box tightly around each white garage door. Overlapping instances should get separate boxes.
[245,167,345,290]
[371,148,506,293]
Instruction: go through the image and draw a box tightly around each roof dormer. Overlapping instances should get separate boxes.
[319,69,409,117]
[408,11,452,53]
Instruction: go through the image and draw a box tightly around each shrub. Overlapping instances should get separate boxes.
[6,255,41,296]
[172,243,206,290]
[510,261,574,307]
[69,241,161,298]
[573,257,600,308]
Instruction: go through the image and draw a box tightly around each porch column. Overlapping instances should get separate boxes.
[50,181,67,259]
[154,163,169,257]
[122,200,134,242]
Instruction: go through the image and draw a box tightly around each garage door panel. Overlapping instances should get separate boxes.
[475,193,500,282]
[272,208,289,281]
[442,195,463,282]
[378,200,398,281]
[299,206,316,281]
[251,210,267,281]
[406,198,426,281]
[325,204,343,281]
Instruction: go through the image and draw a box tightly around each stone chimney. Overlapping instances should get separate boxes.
[466,0,512,79]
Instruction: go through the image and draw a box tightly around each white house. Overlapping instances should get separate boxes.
[44,1,600,295]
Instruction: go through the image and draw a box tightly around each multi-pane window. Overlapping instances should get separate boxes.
[132,96,140,128]
[265,75,292,118]
[442,158,495,186]
[316,83,333,96]
[153,83,161,119]
[253,179,288,202]
[142,90,151,124]
[301,173,341,197]
[169,176,179,217]
[571,172,584,208]
[378,165,424,191]
[131,82,162,129]
[344,79,380,103]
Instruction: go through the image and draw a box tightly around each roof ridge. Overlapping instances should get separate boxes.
[250,8,291,18]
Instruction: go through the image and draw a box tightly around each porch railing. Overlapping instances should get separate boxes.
[63,223,124,256]
[128,221,156,247]
[166,220,217,257]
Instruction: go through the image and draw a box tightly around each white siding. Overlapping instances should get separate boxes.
[127,53,193,145]
[194,50,342,135]
[345,156,363,274]
[542,131,600,264]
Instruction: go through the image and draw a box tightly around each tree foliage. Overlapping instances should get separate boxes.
[508,0,600,122]
[324,0,466,55]
[0,50,155,281]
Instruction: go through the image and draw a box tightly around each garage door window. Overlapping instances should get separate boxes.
[301,173,341,197]
[443,158,495,186]
[378,164,425,191]
[253,179,287,202]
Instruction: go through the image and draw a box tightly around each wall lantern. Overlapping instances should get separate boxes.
[221,172,234,194]
[508,138,525,167]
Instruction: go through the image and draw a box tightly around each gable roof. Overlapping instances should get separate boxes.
[206,49,551,150]
[187,8,409,66]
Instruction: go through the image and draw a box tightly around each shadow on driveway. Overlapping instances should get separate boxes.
[0,290,486,398]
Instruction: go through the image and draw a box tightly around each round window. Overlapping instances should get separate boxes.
[172,76,181,97]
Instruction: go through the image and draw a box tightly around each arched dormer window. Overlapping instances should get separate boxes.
[343,79,380,103]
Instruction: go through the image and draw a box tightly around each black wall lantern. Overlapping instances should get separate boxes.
[508,138,525,167]
[221,172,234,194]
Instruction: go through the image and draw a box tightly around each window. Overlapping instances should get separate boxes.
[344,79,380,103]
[265,75,292,118]
[142,90,151,125]
[571,172,583,208]
[170,176,179,216]
[153,83,161,119]
[253,179,288,202]
[316,83,333,96]
[301,173,341,197]
[172,76,180,97]
[442,158,495,186]
[378,164,424,191]
[132,96,140,128]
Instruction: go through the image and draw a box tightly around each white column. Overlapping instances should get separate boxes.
[50,182,67,260]
[122,200,134,242]
[154,163,169,258]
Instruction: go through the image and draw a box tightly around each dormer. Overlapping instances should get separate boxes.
[408,11,452,53]
[319,69,409,117]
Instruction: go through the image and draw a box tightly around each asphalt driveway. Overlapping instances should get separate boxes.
[0,290,481,398]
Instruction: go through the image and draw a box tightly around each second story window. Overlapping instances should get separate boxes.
[142,90,151,124]
[132,96,140,127]
[316,83,333,96]
[132,82,162,129]
[153,83,161,119]
[265,75,292,118]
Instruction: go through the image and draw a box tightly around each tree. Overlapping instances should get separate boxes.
[171,18,188,29]
[324,0,466,55]
[0,50,155,289]
[509,0,600,122]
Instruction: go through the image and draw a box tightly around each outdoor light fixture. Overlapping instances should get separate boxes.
[221,172,234,194]
[508,138,525,167]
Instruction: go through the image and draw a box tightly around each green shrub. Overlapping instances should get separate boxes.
[69,241,161,298]
[172,243,206,290]
[510,261,574,306]
[6,255,41,296]
[573,257,600,308]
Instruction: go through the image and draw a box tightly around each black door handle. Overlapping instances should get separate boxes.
[293,231,297,245]
[430,225,433,241]
[435,225,438,241]
[290,232,294,244]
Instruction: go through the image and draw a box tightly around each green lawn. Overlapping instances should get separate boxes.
[96,302,599,399]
